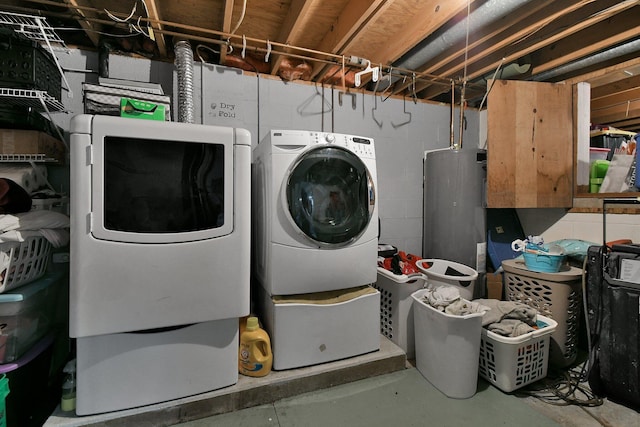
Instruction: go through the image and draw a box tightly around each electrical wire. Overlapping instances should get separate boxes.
[515,364,603,407]
[104,0,152,39]
[230,0,247,36]
[515,251,605,408]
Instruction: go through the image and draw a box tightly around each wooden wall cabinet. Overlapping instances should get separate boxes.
[487,80,574,208]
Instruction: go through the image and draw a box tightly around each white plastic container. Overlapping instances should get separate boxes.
[416,259,478,300]
[256,284,380,370]
[411,288,484,399]
[478,314,558,392]
[373,267,426,358]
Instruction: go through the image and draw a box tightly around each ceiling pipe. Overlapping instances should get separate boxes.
[532,38,640,82]
[393,0,537,70]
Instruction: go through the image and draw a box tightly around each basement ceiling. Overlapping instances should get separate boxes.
[2,0,640,132]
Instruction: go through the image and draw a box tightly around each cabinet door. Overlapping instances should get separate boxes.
[487,80,573,208]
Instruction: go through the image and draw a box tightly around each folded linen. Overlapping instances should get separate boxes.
[475,298,538,337]
[474,299,538,327]
[487,318,535,337]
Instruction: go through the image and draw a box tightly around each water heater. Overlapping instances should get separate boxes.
[422,148,487,298]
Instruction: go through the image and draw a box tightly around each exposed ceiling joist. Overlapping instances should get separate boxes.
[144,0,166,56]
[1,0,640,131]
[61,0,99,46]
[270,0,321,76]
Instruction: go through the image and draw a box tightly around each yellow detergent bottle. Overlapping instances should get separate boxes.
[238,316,272,377]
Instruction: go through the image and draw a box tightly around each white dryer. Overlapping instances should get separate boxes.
[253,129,378,295]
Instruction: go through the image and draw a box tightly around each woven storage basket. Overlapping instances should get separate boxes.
[502,258,583,367]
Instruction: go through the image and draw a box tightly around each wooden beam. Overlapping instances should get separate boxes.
[607,117,640,131]
[144,0,167,57]
[392,0,582,96]
[591,99,640,125]
[311,0,387,80]
[371,0,476,65]
[462,0,636,81]
[61,0,100,46]
[564,57,640,85]
[271,0,321,76]
[592,74,640,100]
[414,0,632,100]
[530,8,640,75]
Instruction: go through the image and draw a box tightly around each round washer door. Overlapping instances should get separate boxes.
[285,145,375,246]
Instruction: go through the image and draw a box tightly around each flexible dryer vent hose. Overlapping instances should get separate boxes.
[174,39,195,123]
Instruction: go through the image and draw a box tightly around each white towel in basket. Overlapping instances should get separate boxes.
[0,229,69,248]
[0,210,69,232]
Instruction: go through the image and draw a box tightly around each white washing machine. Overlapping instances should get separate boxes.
[253,129,378,295]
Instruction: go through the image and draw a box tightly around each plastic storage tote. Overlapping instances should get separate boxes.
[411,288,484,399]
[478,314,557,392]
[0,333,55,427]
[373,267,426,358]
[415,259,478,300]
[0,272,62,363]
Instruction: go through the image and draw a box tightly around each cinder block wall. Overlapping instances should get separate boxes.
[51,50,639,258]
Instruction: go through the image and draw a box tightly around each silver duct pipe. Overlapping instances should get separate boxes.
[532,38,640,82]
[394,0,536,70]
[174,39,195,123]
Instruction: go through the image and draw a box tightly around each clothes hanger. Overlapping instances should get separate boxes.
[391,95,412,128]
[354,60,379,87]
[371,67,384,127]
[297,83,333,116]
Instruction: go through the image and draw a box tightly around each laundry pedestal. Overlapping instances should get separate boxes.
[75,319,238,415]
[256,284,380,370]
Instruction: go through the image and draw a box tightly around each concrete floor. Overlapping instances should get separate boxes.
[43,336,639,427]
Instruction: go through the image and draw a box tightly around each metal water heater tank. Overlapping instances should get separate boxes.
[422,148,487,298]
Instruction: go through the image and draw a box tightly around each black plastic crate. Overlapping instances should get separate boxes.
[0,28,61,101]
[590,134,627,160]
[0,105,63,139]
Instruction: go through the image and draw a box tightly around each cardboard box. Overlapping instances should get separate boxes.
[0,129,66,164]
[486,271,503,300]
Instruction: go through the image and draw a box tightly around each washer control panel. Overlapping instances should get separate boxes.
[310,132,375,159]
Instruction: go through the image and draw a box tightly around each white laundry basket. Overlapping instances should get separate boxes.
[411,288,484,399]
[373,267,426,358]
[416,259,478,300]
